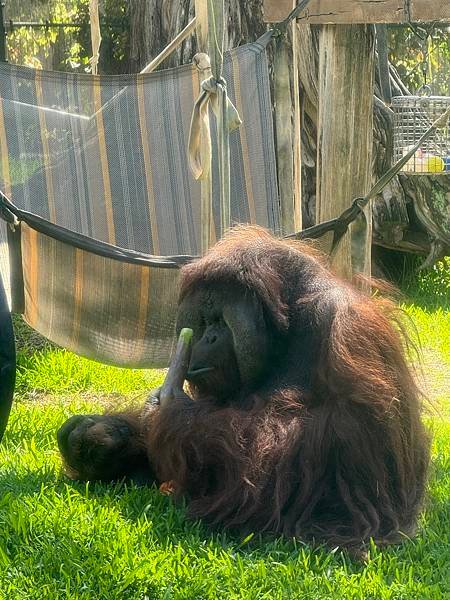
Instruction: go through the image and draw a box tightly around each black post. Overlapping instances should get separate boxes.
[0,1,6,62]
[0,270,15,443]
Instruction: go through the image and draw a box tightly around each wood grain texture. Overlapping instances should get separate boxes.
[316,25,375,278]
[194,0,209,54]
[263,0,449,24]
[129,0,195,71]
[292,22,302,233]
[411,0,450,22]
[274,34,295,235]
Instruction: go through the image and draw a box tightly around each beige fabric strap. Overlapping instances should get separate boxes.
[188,54,241,181]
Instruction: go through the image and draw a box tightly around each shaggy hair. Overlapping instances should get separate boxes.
[143,226,430,548]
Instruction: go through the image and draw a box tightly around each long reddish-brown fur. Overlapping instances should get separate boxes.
[143,226,430,548]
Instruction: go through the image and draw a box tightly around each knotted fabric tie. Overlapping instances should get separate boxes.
[188,74,242,180]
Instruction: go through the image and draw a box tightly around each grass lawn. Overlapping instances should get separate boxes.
[0,269,448,599]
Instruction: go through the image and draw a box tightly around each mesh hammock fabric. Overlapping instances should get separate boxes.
[0,37,279,368]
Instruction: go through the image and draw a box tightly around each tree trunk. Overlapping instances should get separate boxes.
[129,0,195,71]
[129,0,267,72]
[128,0,450,266]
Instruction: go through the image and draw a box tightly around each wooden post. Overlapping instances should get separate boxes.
[89,0,101,75]
[194,0,209,56]
[263,0,450,24]
[274,3,302,235]
[194,0,213,254]
[292,22,302,234]
[316,25,375,278]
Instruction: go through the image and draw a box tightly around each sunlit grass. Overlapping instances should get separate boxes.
[0,272,448,598]
[0,394,448,599]
[403,304,450,366]
[16,348,165,398]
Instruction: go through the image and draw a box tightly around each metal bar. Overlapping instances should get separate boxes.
[7,22,88,28]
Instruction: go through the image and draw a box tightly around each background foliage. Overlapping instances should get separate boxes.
[4,0,129,73]
[4,2,450,89]
[389,25,450,95]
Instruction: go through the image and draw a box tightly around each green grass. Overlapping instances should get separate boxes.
[15,349,164,398]
[0,269,448,599]
[0,402,448,600]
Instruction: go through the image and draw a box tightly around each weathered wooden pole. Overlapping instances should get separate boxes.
[273,2,302,235]
[194,0,214,253]
[193,0,233,251]
[316,25,375,277]
[263,0,450,24]
[292,23,302,234]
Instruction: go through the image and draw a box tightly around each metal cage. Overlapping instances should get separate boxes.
[393,95,450,175]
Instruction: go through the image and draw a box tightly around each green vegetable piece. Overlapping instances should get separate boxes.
[159,328,193,407]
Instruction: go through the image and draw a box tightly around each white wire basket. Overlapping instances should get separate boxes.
[393,95,450,175]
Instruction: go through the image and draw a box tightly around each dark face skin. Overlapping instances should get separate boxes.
[57,283,272,481]
[176,283,270,401]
